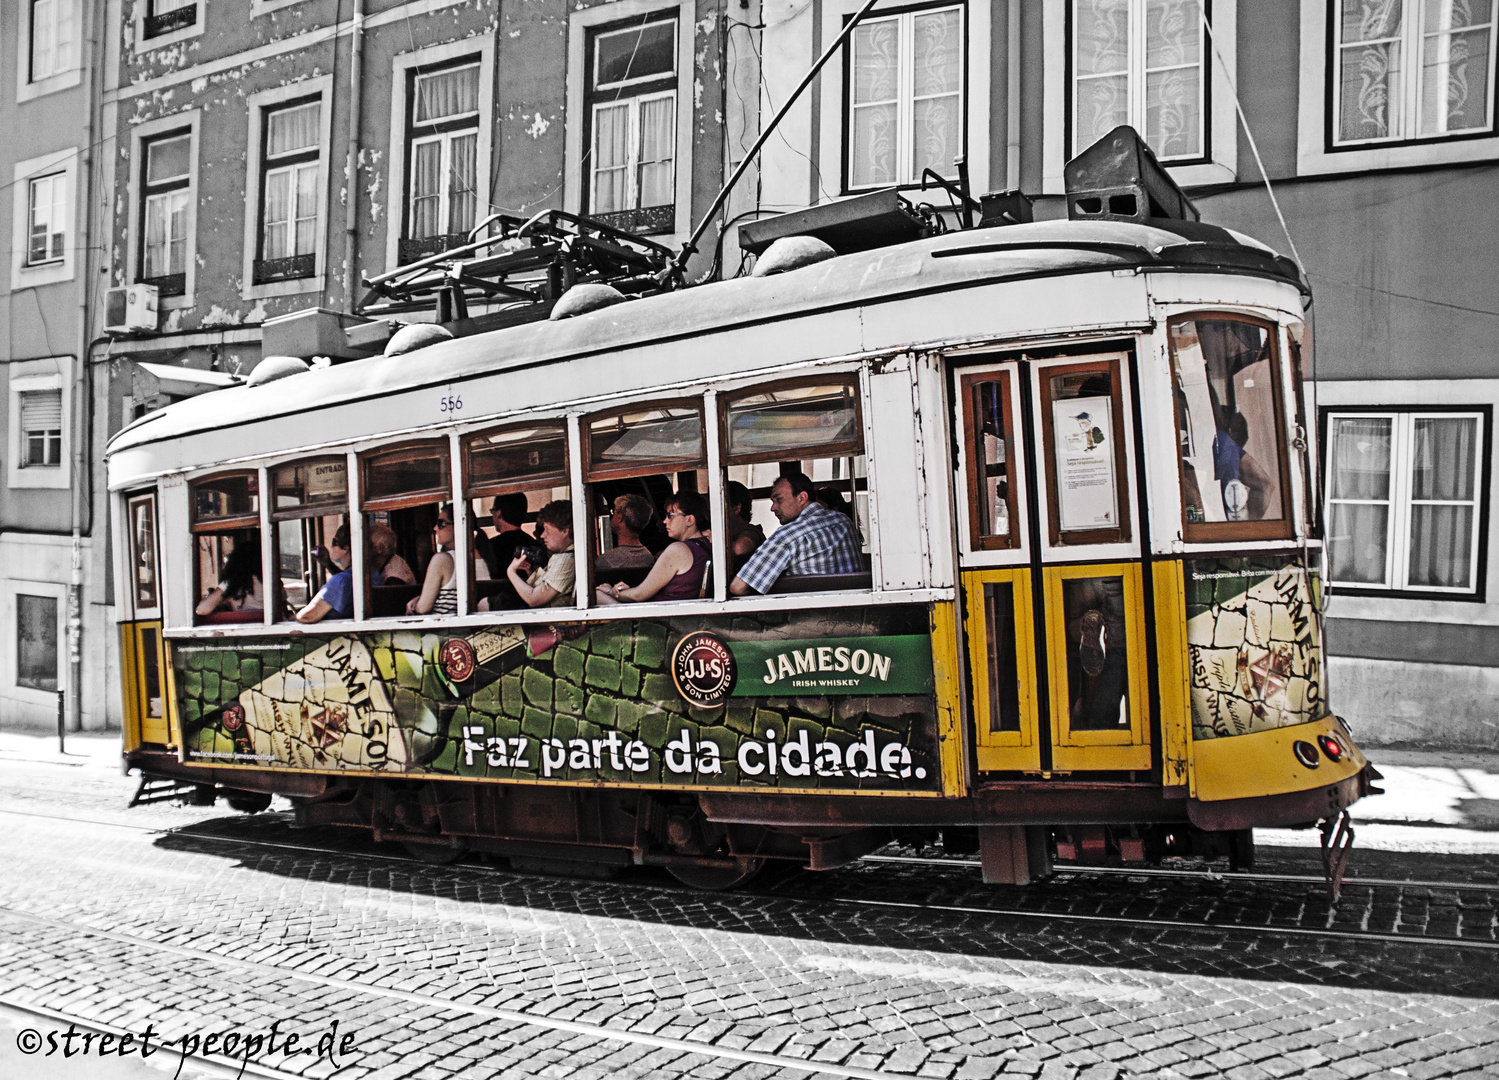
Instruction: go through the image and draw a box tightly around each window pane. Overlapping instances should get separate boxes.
[274,458,348,514]
[1146,66,1201,158]
[593,102,630,212]
[145,190,189,277]
[1062,576,1129,730]
[146,134,191,184]
[31,0,55,78]
[1076,0,1130,75]
[263,168,291,259]
[267,101,320,156]
[971,380,1013,541]
[193,473,259,523]
[913,95,961,178]
[448,131,477,234]
[1170,318,1285,526]
[1145,0,1200,67]
[589,407,703,473]
[16,594,58,691]
[1329,502,1389,584]
[594,20,675,87]
[913,9,961,95]
[982,582,1022,732]
[726,383,860,462]
[129,497,159,609]
[1339,40,1402,140]
[414,64,480,123]
[1421,25,1493,135]
[363,444,450,503]
[851,103,898,187]
[410,140,442,238]
[852,19,899,102]
[294,162,319,254]
[1412,416,1478,500]
[1343,0,1403,41]
[1049,368,1122,534]
[1409,504,1474,588]
[467,425,568,491]
[637,96,675,207]
[1329,417,1392,500]
[1075,75,1129,151]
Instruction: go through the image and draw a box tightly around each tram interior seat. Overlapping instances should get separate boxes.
[197,609,266,625]
[370,584,422,618]
[768,571,873,594]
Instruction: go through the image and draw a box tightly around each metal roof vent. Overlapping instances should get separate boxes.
[245,356,309,387]
[384,323,454,357]
[750,235,837,277]
[550,283,627,320]
[1064,125,1199,224]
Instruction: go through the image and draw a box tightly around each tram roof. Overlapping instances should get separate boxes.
[108,218,1299,456]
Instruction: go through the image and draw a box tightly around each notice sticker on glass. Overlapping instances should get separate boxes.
[1053,395,1117,532]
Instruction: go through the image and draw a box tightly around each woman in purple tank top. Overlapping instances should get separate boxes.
[597,491,711,605]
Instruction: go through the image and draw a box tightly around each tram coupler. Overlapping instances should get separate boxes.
[1319,810,1355,902]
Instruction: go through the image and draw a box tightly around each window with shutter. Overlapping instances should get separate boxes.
[19,390,63,469]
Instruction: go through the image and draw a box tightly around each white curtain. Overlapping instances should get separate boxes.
[637,96,675,207]
[1420,0,1493,134]
[851,19,899,187]
[912,9,961,178]
[1327,417,1392,585]
[1408,416,1477,588]
[592,102,629,213]
[448,132,477,233]
[415,65,480,123]
[1144,0,1201,158]
[263,169,290,259]
[268,102,319,156]
[144,190,188,277]
[410,140,442,238]
[1075,0,1130,151]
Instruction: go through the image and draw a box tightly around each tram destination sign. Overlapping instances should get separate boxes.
[169,605,942,794]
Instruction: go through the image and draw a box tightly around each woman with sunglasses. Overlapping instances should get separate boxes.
[596,491,710,605]
[406,505,459,615]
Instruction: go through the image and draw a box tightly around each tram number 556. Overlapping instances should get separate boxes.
[438,393,463,414]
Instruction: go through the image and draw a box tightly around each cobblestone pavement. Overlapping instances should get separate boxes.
[1,752,1498,1079]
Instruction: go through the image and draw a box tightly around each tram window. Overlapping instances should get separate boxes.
[1038,360,1130,547]
[360,442,454,619]
[190,472,263,625]
[1169,316,1290,540]
[958,373,1019,550]
[270,457,348,621]
[721,379,870,594]
[1062,575,1129,731]
[126,493,160,612]
[982,581,1022,733]
[584,403,708,601]
[464,424,571,611]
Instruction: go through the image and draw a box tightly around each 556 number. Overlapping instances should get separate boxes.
[439,394,463,414]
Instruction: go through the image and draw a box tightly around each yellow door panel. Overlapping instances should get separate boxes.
[1044,563,1152,772]
[120,624,142,754]
[962,569,1041,773]
[929,601,969,797]
[1152,560,1190,789]
[129,621,174,748]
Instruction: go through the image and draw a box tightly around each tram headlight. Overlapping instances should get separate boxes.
[1317,734,1345,762]
[1292,741,1320,769]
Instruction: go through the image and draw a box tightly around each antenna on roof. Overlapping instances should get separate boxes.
[666,0,883,285]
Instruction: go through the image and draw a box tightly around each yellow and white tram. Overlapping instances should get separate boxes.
[109,179,1375,887]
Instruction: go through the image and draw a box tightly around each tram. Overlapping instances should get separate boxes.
[109,130,1376,887]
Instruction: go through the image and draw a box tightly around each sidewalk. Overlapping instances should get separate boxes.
[0,730,122,770]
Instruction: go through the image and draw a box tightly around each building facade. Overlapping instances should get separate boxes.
[757,0,1496,748]
[0,0,114,731]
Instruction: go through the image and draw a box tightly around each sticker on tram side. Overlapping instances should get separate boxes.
[168,605,941,792]
[1184,556,1325,741]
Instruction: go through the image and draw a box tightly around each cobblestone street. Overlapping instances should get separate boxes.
[0,740,1496,1080]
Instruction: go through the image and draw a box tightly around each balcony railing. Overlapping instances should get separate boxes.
[140,272,186,298]
[253,253,316,285]
[144,3,197,37]
[589,205,674,236]
[398,233,472,265]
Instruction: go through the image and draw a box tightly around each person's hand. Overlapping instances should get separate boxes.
[509,554,529,575]
[405,597,419,615]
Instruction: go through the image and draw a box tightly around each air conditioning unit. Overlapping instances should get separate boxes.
[104,284,159,334]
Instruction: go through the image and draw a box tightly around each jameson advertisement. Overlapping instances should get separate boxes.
[171,606,940,792]
[1184,555,1325,741]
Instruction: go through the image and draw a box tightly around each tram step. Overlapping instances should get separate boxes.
[129,774,203,807]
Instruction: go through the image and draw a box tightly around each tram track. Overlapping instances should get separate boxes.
[2,805,1497,952]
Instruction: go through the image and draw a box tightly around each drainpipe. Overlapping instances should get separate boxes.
[342,0,366,312]
[69,0,101,734]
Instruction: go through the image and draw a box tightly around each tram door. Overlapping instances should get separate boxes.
[120,490,172,748]
[954,355,1152,774]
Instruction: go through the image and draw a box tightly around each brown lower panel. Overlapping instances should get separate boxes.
[1186,768,1371,832]
[128,751,332,799]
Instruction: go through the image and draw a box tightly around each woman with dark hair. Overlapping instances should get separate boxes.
[597,491,711,604]
[724,480,765,568]
[407,504,458,615]
[196,536,264,616]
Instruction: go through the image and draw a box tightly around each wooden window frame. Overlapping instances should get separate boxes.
[359,440,453,513]
[957,369,1020,552]
[255,96,322,283]
[719,375,865,468]
[401,57,483,258]
[1167,312,1296,545]
[463,421,571,499]
[190,470,260,533]
[270,455,349,522]
[138,130,193,294]
[1036,356,1132,548]
[584,397,706,483]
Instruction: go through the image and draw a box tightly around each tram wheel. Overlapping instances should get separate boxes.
[666,857,765,891]
[225,790,273,814]
[399,839,468,865]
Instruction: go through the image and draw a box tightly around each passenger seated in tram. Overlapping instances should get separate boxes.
[729,471,863,595]
[295,526,353,622]
[597,492,711,604]
[724,480,764,571]
[367,524,416,586]
[505,500,576,608]
[195,536,264,617]
[406,505,458,615]
[1213,411,1276,521]
[595,494,656,573]
[476,493,532,580]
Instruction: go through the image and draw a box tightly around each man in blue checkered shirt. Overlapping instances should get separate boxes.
[730,471,864,595]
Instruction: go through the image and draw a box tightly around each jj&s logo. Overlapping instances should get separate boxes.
[670,631,736,708]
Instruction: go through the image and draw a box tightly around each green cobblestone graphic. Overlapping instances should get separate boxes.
[172,607,940,792]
